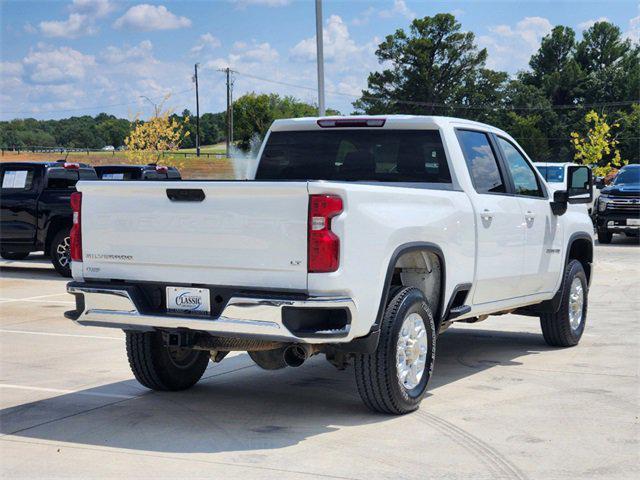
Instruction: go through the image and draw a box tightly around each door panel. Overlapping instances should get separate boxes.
[494,135,563,296]
[473,195,525,303]
[455,129,525,304]
[518,197,563,294]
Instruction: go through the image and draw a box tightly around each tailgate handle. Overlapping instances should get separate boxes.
[166,189,205,202]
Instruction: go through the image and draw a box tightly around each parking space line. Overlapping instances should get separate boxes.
[0,293,71,304]
[0,329,121,340]
[0,384,135,399]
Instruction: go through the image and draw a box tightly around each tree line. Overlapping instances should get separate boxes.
[1,14,637,164]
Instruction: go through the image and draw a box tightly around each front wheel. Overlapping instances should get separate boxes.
[49,228,72,277]
[125,331,210,391]
[354,287,436,415]
[540,259,588,347]
[1,252,29,260]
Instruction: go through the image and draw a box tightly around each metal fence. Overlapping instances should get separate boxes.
[0,146,227,159]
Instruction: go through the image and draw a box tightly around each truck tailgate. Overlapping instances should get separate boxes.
[77,181,309,290]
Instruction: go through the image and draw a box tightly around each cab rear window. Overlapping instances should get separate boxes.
[256,130,452,183]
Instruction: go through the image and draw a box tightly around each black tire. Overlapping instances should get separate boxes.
[125,331,210,391]
[540,259,588,347]
[1,252,29,260]
[354,287,436,415]
[597,227,612,244]
[49,228,72,277]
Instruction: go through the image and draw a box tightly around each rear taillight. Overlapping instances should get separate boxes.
[70,192,82,262]
[63,162,80,170]
[308,194,342,273]
[155,165,168,173]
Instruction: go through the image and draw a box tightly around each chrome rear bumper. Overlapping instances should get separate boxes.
[66,283,355,344]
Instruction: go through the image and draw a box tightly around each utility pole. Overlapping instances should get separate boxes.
[315,0,326,116]
[219,67,235,157]
[193,63,201,157]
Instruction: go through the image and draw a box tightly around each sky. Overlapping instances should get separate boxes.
[1,0,638,120]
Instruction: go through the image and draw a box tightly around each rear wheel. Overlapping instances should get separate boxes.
[1,252,29,260]
[125,331,210,391]
[597,227,612,244]
[540,259,588,347]
[50,228,72,277]
[354,287,436,415]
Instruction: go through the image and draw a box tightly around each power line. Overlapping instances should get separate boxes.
[0,87,195,116]
[233,70,639,111]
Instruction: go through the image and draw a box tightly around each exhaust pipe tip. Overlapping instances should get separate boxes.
[283,344,311,368]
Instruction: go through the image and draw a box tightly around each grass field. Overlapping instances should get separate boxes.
[179,143,227,154]
[0,150,235,179]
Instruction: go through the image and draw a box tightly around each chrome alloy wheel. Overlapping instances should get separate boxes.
[568,277,584,330]
[396,312,429,390]
[56,236,71,268]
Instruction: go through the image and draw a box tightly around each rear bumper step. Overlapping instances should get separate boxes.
[66,283,355,343]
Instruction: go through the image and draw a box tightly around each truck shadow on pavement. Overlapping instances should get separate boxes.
[0,326,554,454]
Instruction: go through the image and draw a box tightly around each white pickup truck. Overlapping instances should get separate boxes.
[65,116,594,414]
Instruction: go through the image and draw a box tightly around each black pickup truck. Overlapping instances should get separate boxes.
[596,164,640,243]
[0,161,98,276]
[94,163,181,180]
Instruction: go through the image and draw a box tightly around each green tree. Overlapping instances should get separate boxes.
[353,14,502,115]
[571,110,626,176]
[233,93,337,149]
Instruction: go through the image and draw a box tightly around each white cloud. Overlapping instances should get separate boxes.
[378,0,415,21]
[191,33,222,56]
[0,62,24,77]
[23,44,96,84]
[23,22,37,34]
[38,0,115,38]
[578,17,609,32]
[114,4,191,31]
[102,40,155,64]
[208,40,279,70]
[39,13,97,39]
[352,6,375,27]
[478,16,553,72]
[626,15,640,43]
[291,14,373,65]
[231,0,291,8]
[70,0,115,18]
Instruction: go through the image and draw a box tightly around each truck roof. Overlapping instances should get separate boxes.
[270,115,510,136]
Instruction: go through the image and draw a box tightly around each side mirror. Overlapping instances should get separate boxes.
[550,190,568,216]
[567,165,593,204]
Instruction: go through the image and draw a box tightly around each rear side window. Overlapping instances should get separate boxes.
[256,130,452,183]
[1,169,34,190]
[456,130,506,194]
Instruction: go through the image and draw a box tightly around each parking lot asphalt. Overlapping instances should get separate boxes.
[0,239,638,480]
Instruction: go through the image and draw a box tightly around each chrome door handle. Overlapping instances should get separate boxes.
[481,209,494,221]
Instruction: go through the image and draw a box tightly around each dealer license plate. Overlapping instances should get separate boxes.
[166,287,210,315]
[627,218,640,226]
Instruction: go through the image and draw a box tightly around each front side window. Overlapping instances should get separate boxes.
[497,137,544,197]
[1,169,34,190]
[256,129,452,183]
[456,130,505,194]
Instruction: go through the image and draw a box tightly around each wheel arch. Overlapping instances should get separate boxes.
[44,216,72,255]
[374,242,447,331]
[567,232,593,286]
